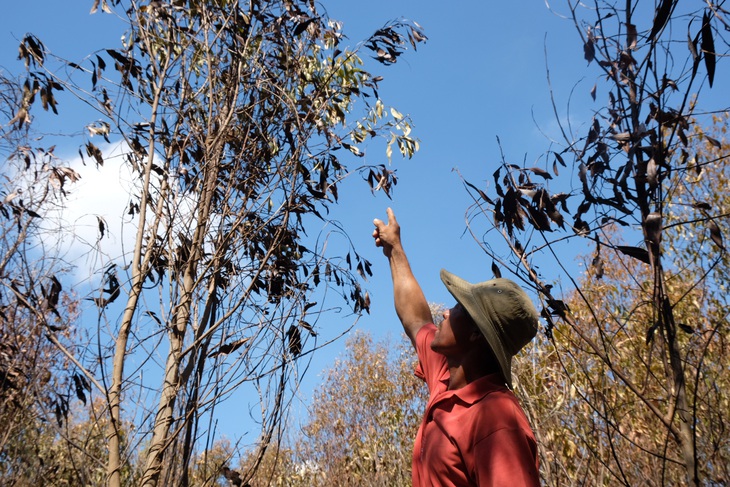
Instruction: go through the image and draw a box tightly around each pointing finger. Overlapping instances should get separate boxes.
[386,207,397,225]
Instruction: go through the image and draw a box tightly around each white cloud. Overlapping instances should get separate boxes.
[40,140,138,286]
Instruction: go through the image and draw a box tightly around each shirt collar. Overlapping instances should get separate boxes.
[439,372,508,406]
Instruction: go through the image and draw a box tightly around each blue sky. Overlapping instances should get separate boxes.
[1,1,607,444]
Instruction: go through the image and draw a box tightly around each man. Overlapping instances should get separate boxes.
[372,208,540,487]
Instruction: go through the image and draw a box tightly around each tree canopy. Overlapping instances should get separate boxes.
[5,0,426,485]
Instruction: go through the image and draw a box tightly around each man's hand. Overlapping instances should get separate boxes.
[373,207,401,258]
[373,207,431,345]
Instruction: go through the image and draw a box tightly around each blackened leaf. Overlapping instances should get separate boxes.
[293,17,316,36]
[86,142,104,166]
[299,320,317,336]
[465,180,494,204]
[678,323,694,334]
[616,245,651,264]
[546,207,565,228]
[649,0,675,41]
[701,10,716,87]
[491,261,501,279]
[584,38,595,64]
[48,275,62,308]
[207,337,250,358]
[73,374,87,404]
[105,49,127,64]
[528,167,552,180]
[146,311,162,325]
[646,323,657,344]
[287,325,302,357]
[528,206,552,231]
[547,299,570,318]
[98,216,106,239]
[708,219,724,250]
[553,151,566,167]
[627,23,638,49]
[644,212,662,247]
[692,202,712,211]
[363,259,372,277]
[705,135,722,149]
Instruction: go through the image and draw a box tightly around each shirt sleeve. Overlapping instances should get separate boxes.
[413,324,448,393]
[472,427,540,487]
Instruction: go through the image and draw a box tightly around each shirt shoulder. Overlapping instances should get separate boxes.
[414,324,448,392]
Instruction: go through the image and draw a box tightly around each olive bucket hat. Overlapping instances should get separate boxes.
[440,269,539,388]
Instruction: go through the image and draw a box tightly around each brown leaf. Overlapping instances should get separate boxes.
[708,219,724,250]
[584,38,595,64]
[528,167,553,180]
[626,23,638,50]
[705,135,722,149]
[646,158,658,190]
[644,212,662,247]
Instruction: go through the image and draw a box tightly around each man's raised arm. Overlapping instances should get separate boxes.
[373,208,432,346]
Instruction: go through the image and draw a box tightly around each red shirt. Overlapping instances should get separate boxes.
[412,324,540,486]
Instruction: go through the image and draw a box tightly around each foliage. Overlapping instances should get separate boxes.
[233,330,427,487]
[0,73,98,486]
[462,2,729,485]
[11,1,425,485]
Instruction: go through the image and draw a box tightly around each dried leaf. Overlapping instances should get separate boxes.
[647,158,658,190]
[616,245,650,264]
[491,261,501,279]
[678,323,694,334]
[627,23,638,50]
[293,17,316,36]
[584,38,595,64]
[649,0,675,41]
[97,216,106,239]
[528,167,552,180]
[299,320,317,337]
[646,323,657,344]
[287,325,302,357]
[708,219,724,250]
[464,180,494,205]
[644,212,662,247]
[705,135,722,149]
[701,10,716,87]
[207,337,250,358]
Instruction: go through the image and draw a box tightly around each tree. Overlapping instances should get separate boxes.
[0,73,98,486]
[461,2,728,485]
[237,329,431,487]
[13,1,425,486]
[295,331,425,486]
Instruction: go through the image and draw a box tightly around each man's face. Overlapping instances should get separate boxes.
[431,303,479,356]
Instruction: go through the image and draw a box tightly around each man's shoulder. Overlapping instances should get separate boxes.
[473,386,533,432]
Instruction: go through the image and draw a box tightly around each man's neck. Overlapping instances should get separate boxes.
[446,352,501,390]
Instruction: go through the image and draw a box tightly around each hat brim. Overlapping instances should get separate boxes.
[440,269,513,387]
